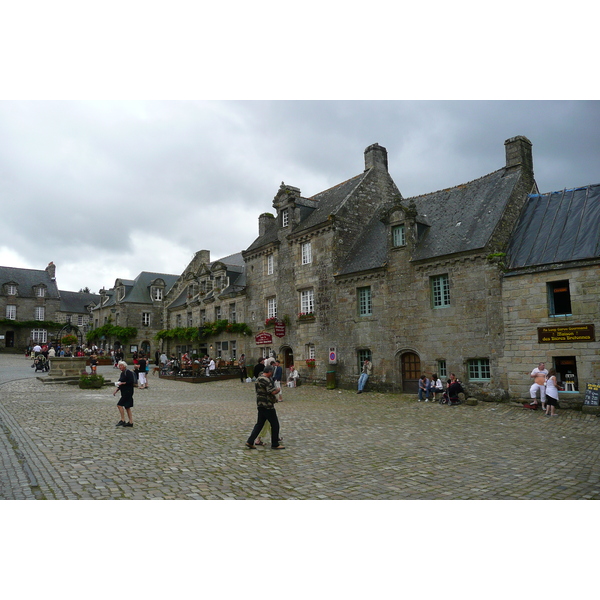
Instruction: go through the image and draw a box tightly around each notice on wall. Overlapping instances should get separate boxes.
[583,383,600,406]
[537,324,595,343]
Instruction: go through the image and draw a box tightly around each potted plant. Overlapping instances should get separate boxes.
[79,374,106,389]
[297,312,315,321]
[265,317,278,328]
[306,359,316,367]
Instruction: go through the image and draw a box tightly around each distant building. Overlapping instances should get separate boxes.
[0,262,100,349]
[161,250,247,360]
[90,271,179,357]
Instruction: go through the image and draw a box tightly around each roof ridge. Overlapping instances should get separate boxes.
[404,167,506,201]
[309,172,365,199]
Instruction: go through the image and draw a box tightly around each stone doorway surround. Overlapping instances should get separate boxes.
[399,350,421,394]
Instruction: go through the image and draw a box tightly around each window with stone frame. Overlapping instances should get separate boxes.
[31,329,47,343]
[117,286,126,301]
[230,340,237,360]
[142,312,151,326]
[215,306,222,320]
[431,274,450,308]
[437,360,447,378]
[548,280,572,316]
[357,286,372,316]
[6,283,17,295]
[229,303,237,323]
[282,208,289,227]
[267,297,277,319]
[200,309,206,325]
[357,349,372,371]
[77,315,85,326]
[267,254,274,275]
[36,286,46,298]
[468,358,490,380]
[392,224,406,247]
[306,343,316,359]
[187,312,193,327]
[176,314,182,327]
[301,241,312,265]
[300,289,314,315]
[35,306,45,321]
[151,286,163,301]
[6,304,16,319]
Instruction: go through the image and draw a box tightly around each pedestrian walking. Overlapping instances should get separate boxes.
[245,364,285,449]
[113,360,135,427]
[239,353,247,382]
[273,359,283,401]
[138,354,148,388]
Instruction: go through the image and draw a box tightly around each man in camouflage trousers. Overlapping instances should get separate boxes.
[245,364,285,449]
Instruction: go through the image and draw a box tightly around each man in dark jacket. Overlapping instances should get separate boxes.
[245,365,285,449]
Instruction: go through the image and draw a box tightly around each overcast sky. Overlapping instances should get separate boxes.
[1,100,599,294]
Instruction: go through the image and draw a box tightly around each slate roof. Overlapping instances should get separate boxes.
[407,168,522,261]
[506,183,600,269]
[0,265,60,298]
[59,290,101,313]
[106,271,179,306]
[338,168,523,275]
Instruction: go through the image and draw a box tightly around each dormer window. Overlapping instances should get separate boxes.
[392,224,406,247]
[36,286,46,298]
[282,209,289,228]
[151,287,163,301]
[6,284,17,296]
[117,286,126,301]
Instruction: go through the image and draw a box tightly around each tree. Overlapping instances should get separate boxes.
[79,287,91,293]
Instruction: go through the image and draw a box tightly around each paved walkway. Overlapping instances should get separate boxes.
[1,355,599,500]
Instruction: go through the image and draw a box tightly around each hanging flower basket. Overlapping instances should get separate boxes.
[306,359,316,367]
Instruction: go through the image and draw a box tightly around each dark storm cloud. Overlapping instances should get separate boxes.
[1,100,599,293]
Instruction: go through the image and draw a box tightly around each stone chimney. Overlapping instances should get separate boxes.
[504,136,533,172]
[195,250,210,264]
[364,143,388,172]
[46,261,56,280]
[259,212,275,236]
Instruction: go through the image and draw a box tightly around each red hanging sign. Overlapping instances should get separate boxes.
[274,322,286,338]
[255,331,273,345]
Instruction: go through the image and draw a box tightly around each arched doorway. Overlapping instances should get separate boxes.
[401,351,421,393]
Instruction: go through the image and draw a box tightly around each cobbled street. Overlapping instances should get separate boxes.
[1,356,599,500]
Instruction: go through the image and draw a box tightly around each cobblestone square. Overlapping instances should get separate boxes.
[1,358,599,501]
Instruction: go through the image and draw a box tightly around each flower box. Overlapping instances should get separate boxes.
[306,359,316,367]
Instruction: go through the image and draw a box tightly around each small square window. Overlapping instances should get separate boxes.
[468,359,490,380]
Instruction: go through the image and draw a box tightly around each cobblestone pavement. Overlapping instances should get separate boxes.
[1,357,599,500]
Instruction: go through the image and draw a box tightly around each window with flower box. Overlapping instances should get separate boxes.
[267,297,277,319]
[300,289,314,315]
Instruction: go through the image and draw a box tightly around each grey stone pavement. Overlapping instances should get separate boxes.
[1,354,600,500]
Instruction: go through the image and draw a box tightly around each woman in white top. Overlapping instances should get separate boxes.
[545,368,559,417]
[431,373,444,402]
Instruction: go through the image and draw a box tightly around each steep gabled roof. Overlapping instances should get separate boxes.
[59,290,101,313]
[0,265,60,298]
[507,183,600,269]
[408,168,522,261]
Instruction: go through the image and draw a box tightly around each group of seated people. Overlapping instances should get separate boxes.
[418,372,465,405]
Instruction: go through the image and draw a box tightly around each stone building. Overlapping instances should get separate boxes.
[242,137,539,397]
[90,271,179,357]
[162,250,248,361]
[0,262,100,349]
[0,262,61,348]
[500,183,600,405]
